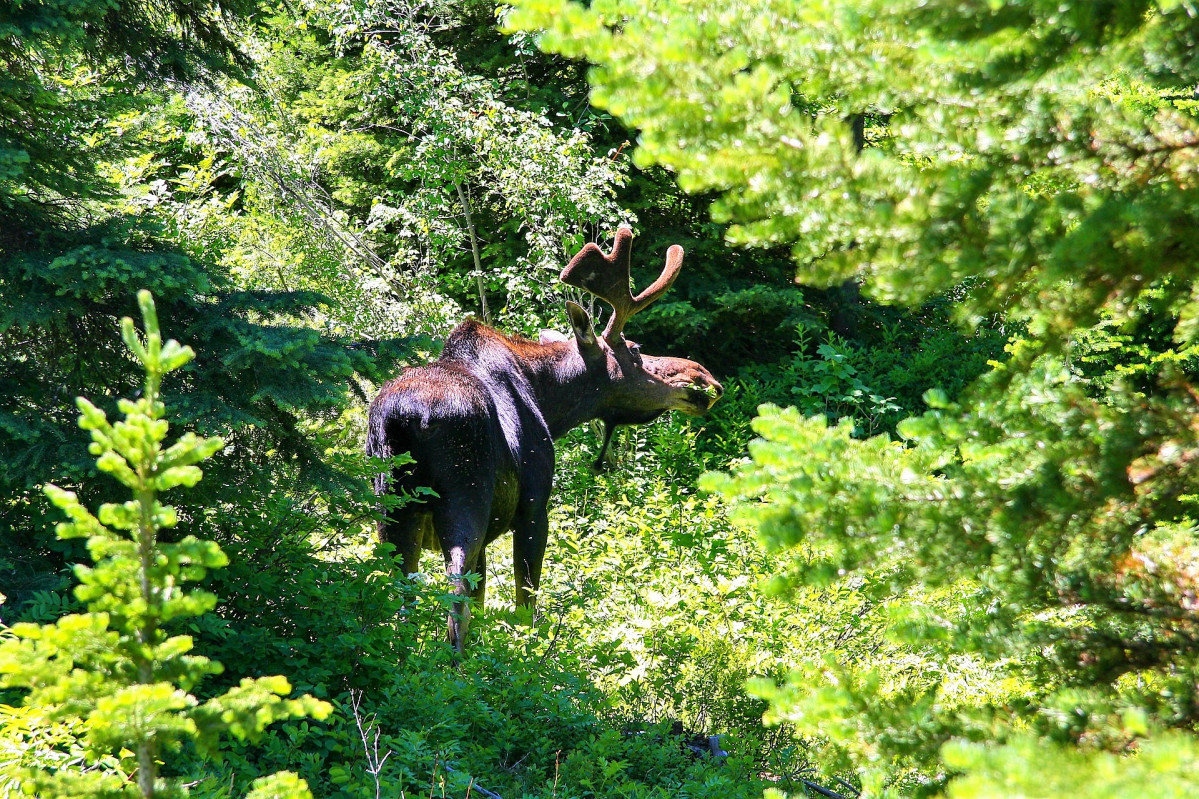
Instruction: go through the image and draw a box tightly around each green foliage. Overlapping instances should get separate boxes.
[509,0,1199,336]
[5,2,830,795]
[0,0,253,235]
[703,350,1199,796]
[157,0,634,338]
[0,218,412,609]
[178,424,840,799]
[1,0,414,614]
[942,732,1199,799]
[14,0,1166,797]
[0,291,328,797]
[511,0,1199,794]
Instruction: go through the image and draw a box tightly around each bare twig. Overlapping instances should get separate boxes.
[350,690,393,799]
[833,776,862,796]
[801,778,851,799]
[536,599,569,668]
[441,763,503,799]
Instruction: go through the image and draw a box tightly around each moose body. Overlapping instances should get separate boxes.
[367,228,722,649]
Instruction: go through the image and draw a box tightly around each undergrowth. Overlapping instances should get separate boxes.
[137,404,916,798]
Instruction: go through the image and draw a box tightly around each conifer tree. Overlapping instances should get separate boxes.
[0,291,330,798]
[0,0,253,231]
[0,0,406,608]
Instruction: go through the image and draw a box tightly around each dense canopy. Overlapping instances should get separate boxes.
[3,1,1198,797]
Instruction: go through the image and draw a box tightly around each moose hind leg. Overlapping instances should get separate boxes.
[444,543,486,652]
[512,501,549,618]
[435,503,489,652]
[378,508,429,577]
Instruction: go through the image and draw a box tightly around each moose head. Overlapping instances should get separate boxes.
[368,227,722,650]
[553,226,721,466]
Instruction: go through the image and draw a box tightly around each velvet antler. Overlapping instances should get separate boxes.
[560,226,684,342]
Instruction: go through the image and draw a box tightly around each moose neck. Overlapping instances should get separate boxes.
[525,341,605,439]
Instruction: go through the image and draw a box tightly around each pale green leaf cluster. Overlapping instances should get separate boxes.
[943,733,1199,799]
[243,772,314,799]
[0,291,331,798]
[508,0,1199,337]
[504,1,1199,793]
[165,0,633,338]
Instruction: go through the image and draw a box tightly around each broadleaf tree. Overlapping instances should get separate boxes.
[508,0,1199,795]
[172,0,633,339]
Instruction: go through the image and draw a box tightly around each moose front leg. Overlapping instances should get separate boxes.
[512,500,549,617]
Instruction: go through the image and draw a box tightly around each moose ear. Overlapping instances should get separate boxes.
[539,329,570,344]
[565,301,601,355]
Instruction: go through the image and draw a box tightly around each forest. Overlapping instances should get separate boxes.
[2,0,1199,797]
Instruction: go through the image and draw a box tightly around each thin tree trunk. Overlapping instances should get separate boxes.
[136,485,158,799]
[454,181,489,323]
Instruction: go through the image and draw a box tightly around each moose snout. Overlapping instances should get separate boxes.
[680,373,723,413]
[696,376,723,409]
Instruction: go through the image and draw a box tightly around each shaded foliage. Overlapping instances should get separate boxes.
[0,0,1071,798]
[512,0,1199,793]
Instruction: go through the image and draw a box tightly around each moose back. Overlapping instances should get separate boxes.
[366,228,722,650]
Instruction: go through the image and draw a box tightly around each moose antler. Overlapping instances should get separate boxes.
[560,226,683,342]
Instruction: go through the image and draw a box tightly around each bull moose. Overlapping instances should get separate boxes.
[366,227,723,650]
